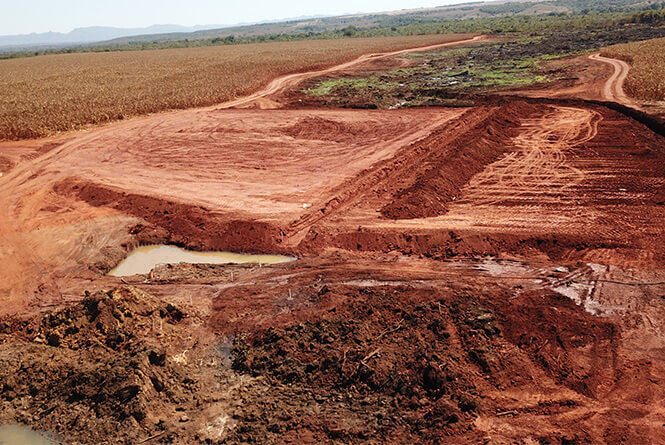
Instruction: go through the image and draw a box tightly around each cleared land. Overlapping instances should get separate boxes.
[2,30,665,444]
[602,36,665,100]
[2,37,665,443]
[0,34,471,140]
[282,23,665,110]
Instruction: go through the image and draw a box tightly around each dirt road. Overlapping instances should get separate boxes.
[589,53,639,108]
[218,35,485,109]
[1,33,665,445]
[516,52,638,107]
[0,35,484,193]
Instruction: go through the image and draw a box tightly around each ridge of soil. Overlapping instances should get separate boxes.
[380,101,541,219]
[53,180,287,257]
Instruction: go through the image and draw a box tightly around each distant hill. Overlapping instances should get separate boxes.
[0,25,225,49]
[0,0,655,53]
[0,1,567,50]
[99,1,567,46]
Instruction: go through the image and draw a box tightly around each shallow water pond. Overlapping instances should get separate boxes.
[109,244,294,277]
[0,425,59,444]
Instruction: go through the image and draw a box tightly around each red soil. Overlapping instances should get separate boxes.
[0,37,664,444]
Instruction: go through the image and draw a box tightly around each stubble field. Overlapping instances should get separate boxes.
[0,34,470,140]
[602,36,665,101]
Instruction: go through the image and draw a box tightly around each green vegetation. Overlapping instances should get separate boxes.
[307,78,400,96]
[628,7,665,23]
[555,0,661,13]
[478,2,539,15]
[304,43,565,105]
[303,20,665,108]
[1,0,662,60]
[0,13,626,60]
[463,65,550,87]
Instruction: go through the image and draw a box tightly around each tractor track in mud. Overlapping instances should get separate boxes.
[1,38,665,444]
[456,105,601,207]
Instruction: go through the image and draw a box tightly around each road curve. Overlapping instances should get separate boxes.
[589,53,638,108]
[0,34,485,192]
[218,35,486,109]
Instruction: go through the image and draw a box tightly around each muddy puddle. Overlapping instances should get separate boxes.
[109,245,294,277]
[0,425,59,444]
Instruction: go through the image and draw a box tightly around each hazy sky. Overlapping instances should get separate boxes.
[1,0,470,35]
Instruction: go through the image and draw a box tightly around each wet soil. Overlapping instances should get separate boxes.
[0,287,228,444]
[1,36,665,444]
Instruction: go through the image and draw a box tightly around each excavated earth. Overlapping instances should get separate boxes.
[1,38,665,444]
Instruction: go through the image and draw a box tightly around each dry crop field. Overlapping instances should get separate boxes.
[2,22,665,443]
[0,34,470,140]
[602,36,665,101]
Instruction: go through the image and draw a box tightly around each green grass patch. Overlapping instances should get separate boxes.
[306,77,400,96]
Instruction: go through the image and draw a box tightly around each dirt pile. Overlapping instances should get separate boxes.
[230,285,486,443]
[223,276,624,444]
[280,116,372,142]
[54,180,287,256]
[0,287,224,444]
[381,101,542,219]
[0,266,622,444]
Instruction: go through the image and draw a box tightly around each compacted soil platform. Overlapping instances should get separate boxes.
[0,39,664,444]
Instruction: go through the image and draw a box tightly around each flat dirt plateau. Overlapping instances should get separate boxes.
[2,53,665,443]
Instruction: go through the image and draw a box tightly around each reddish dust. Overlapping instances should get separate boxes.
[0,38,664,444]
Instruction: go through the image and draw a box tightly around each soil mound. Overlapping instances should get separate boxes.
[226,278,622,444]
[280,116,371,142]
[54,180,287,255]
[0,288,206,444]
[381,101,542,219]
[231,285,486,443]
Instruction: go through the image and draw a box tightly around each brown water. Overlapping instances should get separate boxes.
[0,425,58,444]
[108,245,295,277]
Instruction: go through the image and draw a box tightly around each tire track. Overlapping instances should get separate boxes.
[589,53,639,109]
[457,106,601,207]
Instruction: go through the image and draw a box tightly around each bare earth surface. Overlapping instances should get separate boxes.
[588,54,636,106]
[1,36,665,444]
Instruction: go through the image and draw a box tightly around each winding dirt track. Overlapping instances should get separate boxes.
[589,53,638,107]
[2,31,665,445]
[219,35,486,109]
